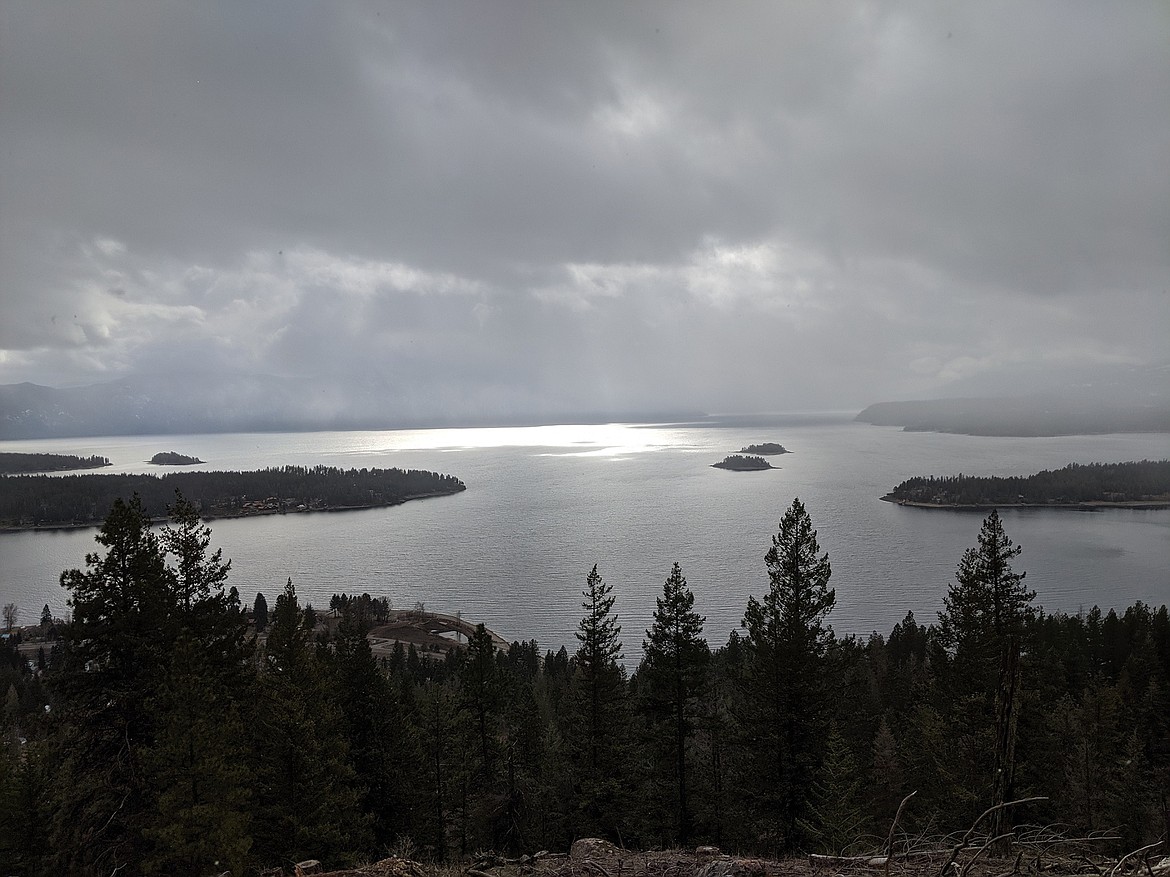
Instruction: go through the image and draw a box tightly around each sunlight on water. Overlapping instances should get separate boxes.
[341,422,696,456]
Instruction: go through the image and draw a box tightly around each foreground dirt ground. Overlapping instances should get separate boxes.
[302,835,1169,877]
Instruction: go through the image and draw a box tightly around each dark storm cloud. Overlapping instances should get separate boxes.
[1,1,1166,415]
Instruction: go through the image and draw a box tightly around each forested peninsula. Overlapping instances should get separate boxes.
[0,452,111,474]
[0,464,465,529]
[883,459,1170,508]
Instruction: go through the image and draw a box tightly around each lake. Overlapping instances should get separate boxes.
[1,416,1168,658]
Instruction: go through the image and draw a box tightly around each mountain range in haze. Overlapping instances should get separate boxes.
[1,364,1167,440]
[854,363,1170,436]
[0,375,705,439]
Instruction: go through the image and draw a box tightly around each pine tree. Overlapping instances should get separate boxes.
[328,600,411,850]
[141,633,253,876]
[51,495,174,873]
[415,677,463,860]
[937,510,1035,666]
[464,623,501,776]
[253,592,268,632]
[570,564,630,839]
[741,497,835,852]
[936,510,1036,835]
[143,495,254,875]
[869,717,906,831]
[575,564,624,772]
[640,562,708,846]
[251,578,370,867]
[48,493,256,875]
[797,725,866,853]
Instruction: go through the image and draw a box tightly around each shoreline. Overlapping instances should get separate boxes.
[880,495,1170,511]
[0,486,465,533]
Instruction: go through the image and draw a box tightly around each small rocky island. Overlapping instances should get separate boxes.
[713,454,774,471]
[149,451,205,465]
[740,442,789,455]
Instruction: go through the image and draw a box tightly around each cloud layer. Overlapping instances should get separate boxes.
[2,1,1167,417]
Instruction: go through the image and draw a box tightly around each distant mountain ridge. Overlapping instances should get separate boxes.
[0,378,305,439]
[855,395,1170,436]
[0,377,705,439]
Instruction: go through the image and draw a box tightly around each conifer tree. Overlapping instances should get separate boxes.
[570,564,630,839]
[253,592,269,632]
[640,562,708,845]
[741,497,835,851]
[251,578,369,867]
[936,510,1035,835]
[141,495,254,875]
[575,564,624,772]
[464,623,501,775]
[328,600,412,850]
[51,495,174,873]
[142,633,254,876]
[937,510,1035,667]
[50,493,254,874]
[797,725,866,853]
[869,717,906,830]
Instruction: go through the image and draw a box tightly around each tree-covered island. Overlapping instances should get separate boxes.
[149,451,204,465]
[712,454,773,471]
[883,459,1170,508]
[739,442,788,455]
[0,464,465,529]
[0,452,111,474]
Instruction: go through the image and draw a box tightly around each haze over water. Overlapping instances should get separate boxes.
[2,416,1168,658]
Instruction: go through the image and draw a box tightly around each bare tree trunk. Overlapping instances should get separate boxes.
[991,636,1022,851]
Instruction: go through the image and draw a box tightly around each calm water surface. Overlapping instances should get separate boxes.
[1,418,1167,657]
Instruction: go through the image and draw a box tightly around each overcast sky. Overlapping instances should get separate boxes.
[1,1,1167,419]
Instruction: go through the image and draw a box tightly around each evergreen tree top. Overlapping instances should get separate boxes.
[576,564,622,669]
[938,509,1037,654]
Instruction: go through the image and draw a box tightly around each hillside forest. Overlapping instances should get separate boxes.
[886,460,1170,506]
[0,494,1167,876]
[0,465,466,528]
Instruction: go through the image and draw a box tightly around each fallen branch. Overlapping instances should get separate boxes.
[810,849,951,869]
[471,851,561,872]
[886,791,919,877]
[1109,842,1164,877]
[939,798,1048,877]
[959,833,1016,877]
[809,854,888,868]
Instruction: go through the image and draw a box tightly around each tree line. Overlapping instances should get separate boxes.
[0,465,466,527]
[0,453,111,475]
[887,459,1170,505]
[0,495,1167,876]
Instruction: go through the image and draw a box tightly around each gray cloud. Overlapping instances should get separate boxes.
[1,1,1166,417]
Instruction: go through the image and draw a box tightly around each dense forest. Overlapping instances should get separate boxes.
[885,460,1170,506]
[0,465,466,527]
[0,452,111,475]
[0,495,1167,876]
